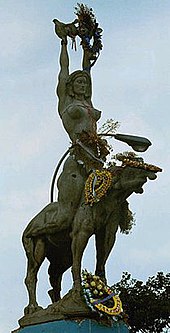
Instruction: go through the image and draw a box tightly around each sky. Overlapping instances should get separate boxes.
[1,1,170,332]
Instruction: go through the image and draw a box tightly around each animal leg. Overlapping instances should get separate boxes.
[48,266,62,303]
[71,229,91,292]
[95,220,118,282]
[23,237,45,314]
[46,232,73,303]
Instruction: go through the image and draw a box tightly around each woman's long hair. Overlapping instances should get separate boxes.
[66,70,92,102]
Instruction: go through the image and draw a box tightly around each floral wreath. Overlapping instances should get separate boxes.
[85,169,112,206]
[75,3,103,65]
[82,270,123,317]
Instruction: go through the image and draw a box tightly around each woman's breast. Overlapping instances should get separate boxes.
[61,103,101,141]
[67,103,101,120]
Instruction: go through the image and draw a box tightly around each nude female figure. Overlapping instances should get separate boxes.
[27,24,109,237]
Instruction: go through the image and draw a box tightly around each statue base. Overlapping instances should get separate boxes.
[12,319,129,333]
[15,290,129,332]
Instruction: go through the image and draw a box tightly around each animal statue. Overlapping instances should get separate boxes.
[20,6,162,321]
[53,18,78,45]
[22,163,157,315]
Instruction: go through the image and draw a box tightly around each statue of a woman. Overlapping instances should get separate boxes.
[54,23,109,217]
[28,22,109,236]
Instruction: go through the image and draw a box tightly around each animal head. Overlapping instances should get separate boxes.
[111,166,157,194]
[108,152,161,195]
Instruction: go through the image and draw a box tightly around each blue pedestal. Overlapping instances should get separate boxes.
[13,319,129,333]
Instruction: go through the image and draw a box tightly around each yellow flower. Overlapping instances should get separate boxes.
[90,281,96,287]
[97,284,103,290]
[84,283,90,288]
[93,289,98,295]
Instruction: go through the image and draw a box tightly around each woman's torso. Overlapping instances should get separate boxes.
[61,100,101,142]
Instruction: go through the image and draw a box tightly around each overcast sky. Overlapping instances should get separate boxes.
[1,1,170,332]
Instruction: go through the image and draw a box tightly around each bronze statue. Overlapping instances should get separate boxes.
[21,5,162,323]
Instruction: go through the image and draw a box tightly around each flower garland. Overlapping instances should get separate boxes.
[82,270,123,317]
[79,131,110,160]
[85,169,112,206]
[115,152,162,173]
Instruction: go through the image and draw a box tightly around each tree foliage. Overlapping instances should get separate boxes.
[113,272,170,333]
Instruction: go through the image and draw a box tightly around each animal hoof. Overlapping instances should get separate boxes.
[24,304,43,315]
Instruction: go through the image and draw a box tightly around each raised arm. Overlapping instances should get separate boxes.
[82,48,91,74]
[82,45,98,76]
[57,39,69,116]
[53,19,70,116]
